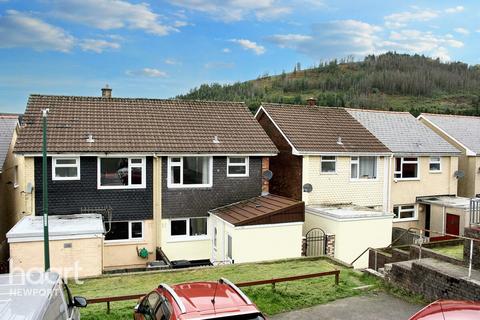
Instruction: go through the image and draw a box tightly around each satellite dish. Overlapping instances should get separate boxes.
[262,170,273,181]
[303,183,313,193]
[26,182,33,194]
[454,170,465,179]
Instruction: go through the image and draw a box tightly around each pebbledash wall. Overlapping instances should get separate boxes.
[34,157,153,221]
[302,156,387,208]
[160,156,264,261]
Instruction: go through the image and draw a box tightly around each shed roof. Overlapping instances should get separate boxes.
[209,194,304,226]
[419,113,480,155]
[257,104,389,154]
[14,95,277,155]
[347,109,460,155]
[0,114,18,170]
[7,214,104,242]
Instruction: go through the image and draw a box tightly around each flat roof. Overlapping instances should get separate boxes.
[306,205,393,220]
[210,194,304,226]
[7,214,104,242]
[417,196,472,210]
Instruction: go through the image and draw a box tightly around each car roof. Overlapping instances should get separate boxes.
[410,300,480,320]
[159,281,260,319]
[0,272,60,320]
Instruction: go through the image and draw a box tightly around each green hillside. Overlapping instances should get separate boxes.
[178,52,480,116]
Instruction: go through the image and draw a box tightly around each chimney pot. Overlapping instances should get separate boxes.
[307,97,316,106]
[101,84,112,98]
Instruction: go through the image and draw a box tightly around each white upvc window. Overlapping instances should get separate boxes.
[104,221,144,242]
[393,205,417,221]
[52,157,80,181]
[394,157,419,180]
[167,156,212,188]
[429,156,442,172]
[13,165,19,188]
[170,217,208,240]
[226,234,233,262]
[351,156,377,180]
[98,157,146,189]
[213,226,218,251]
[320,156,336,173]
[227,156,249,177]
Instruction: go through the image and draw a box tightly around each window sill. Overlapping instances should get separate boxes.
[350,178,378,182]
[394,178,420,182]
[98,186,146,190]
[393,218,418,223]
[167,236,210,243]
[104,239,146,246]
[429,171,442,174]
[226,175,249,178]
[320,172,337,175]
[167,185,212,190]
[52,177,81,181]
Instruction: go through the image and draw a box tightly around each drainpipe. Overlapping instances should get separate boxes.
[442,205,446,235]
[386,155,393,212]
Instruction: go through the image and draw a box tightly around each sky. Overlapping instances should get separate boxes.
[0,0,479,113]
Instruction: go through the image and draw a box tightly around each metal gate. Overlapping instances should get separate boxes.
[305,228,326,257]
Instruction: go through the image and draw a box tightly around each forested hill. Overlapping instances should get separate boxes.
[177,53,480,116]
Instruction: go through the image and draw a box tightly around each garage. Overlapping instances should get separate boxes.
[209,194,304,264]
[7,214,104,278]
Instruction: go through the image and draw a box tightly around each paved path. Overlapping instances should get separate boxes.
[271,292,423,320]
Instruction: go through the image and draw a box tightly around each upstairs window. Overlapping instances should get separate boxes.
[98,157,145,189]
[227,157,249,177]
[52,157,80,181]
[351,156,377,179]
[393,205,416,221]
[394,157,418,179]
[320,156,336,173]
[168,157,212,188]
[104,221,143,241]
[429,157,441,172]
[170,217,208,239]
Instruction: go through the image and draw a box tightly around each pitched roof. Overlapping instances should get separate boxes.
[14,95,277,154]
[209,194,304,226]
[347,109,460,155]
[257,104,390,154]
[0,114,19,169]
[419,113,480,155]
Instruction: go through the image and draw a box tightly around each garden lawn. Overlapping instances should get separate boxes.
[430,244,464,261]
[69,257,380,320]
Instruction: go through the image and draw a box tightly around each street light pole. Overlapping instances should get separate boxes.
[42,108,50,271]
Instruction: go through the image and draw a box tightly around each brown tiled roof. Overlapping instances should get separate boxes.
[258,104,390,154]
[14,95,278,154]
[210,194,304,226]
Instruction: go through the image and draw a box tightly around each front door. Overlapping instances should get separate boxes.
[446,213,460,236]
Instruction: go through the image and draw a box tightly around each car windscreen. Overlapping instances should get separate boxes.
[204,313,265,320]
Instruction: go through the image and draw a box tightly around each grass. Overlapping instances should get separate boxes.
[69,258,381,320]
[430,244,464,261]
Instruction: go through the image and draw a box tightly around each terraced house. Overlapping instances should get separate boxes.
[7,89,306,277]
[255,102,394,268]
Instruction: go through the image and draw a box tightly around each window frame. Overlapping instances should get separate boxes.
[97,156,146,189]
[167,156,213,188]
[392,204,417,222]
[320,156,337,174]
[429,156,442,173]
[226,156,249,177]
[169,217,209,241]
[350,156,378,180]
[13,165,19,188]
[104,220,144,242]
[394,157,419,180]
[52,157,80,181]
[226,234,233,262]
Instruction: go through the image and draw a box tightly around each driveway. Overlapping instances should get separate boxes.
[271,292,423,320]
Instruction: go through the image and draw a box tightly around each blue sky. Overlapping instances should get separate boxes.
[0,0,479,113]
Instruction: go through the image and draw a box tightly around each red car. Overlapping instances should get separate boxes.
[409,300,480,320]
[134,278,265,320]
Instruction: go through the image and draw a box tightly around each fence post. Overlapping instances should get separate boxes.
[374,250,378,271]
[419,230,423,260]
[107,301,110,314]
[468,239,473,279]
[335,272,339,285]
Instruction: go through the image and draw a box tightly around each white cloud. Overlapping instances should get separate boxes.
[126,68,168,78]
[230,39,265,55]
[454,27,470,35]
[204,61,235,69]
[445,6,464,13]
[0,10,75,52]
[222,48,231,53]
[168,0,291,22]
[51,0,176,36]
[384,9,439,28]
[173,20,189,27]
[80,39,120,53]
[268,20,463,61]
[164,58,181,65]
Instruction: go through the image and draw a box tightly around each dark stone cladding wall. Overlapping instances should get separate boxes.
[34,156,153,221]
[161,156,262,219]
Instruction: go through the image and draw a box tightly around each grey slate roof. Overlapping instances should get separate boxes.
[347,109,460,155]
[419,113,480,155]
[0,114,18,170]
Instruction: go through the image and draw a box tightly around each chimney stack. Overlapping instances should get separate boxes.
[101,84,112,98]
[307,97,316,106]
